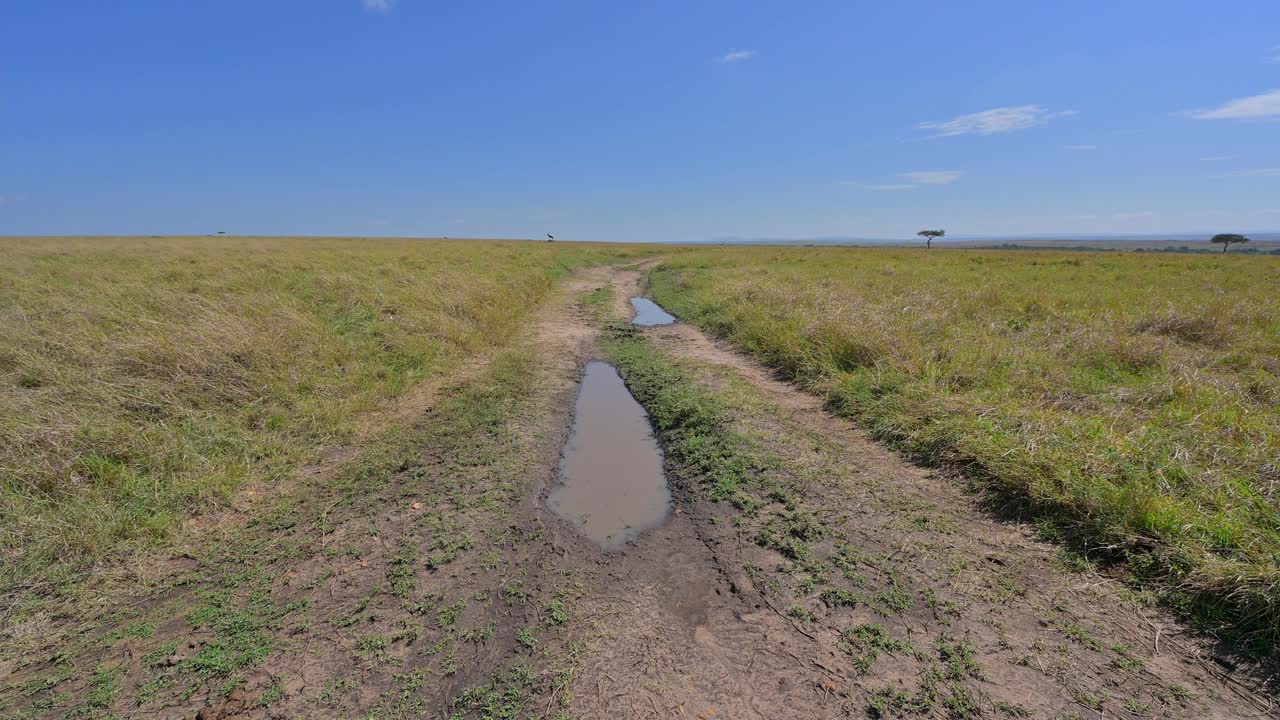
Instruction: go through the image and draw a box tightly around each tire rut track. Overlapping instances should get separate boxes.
[576,265,1274,719]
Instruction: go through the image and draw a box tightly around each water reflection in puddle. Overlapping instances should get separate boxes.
[630,297,675,326]
[547,361,671,549]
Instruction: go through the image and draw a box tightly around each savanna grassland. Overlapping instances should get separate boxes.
[0,237,651,590]
[649,247,1280,653]
[2,238,1277,720]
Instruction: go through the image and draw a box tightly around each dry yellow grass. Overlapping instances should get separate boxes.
[650,246,1280,653]
[0,236,649,586]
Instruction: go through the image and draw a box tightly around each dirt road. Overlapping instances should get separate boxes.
[1,263,1272,719]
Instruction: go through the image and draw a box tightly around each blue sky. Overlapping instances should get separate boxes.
[2,1,1278,242]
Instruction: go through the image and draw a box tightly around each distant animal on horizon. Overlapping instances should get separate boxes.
[547,233,555,241]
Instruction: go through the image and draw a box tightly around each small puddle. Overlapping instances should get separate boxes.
[547,361,671,549]
[630,297,675,326]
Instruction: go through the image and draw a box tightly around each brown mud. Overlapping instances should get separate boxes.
[545,361,671,551]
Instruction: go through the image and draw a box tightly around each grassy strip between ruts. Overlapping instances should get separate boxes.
[598,324,1013,716]
[645,248,1280,660]
[601,322,763,507]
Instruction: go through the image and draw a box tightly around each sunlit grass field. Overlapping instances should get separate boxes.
[650,247,1280,652]
[0,236,649,588]
[6,237,1278,658]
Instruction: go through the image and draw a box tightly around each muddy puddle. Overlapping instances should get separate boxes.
[546,361,671,550]
[630,297,675,326]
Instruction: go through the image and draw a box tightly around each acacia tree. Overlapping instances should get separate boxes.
[917,229,945,249]
[1211,233,1249,254]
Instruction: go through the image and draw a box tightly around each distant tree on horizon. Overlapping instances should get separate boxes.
[1211,233,1249,254]
[917,229,945,249]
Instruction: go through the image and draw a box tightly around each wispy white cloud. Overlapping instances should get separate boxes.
[717,49,756,64]
[917,105,1074,137]
[860,171,962,190]
[902,170,962,185]
[1186,89,1280,120]
[1211,167,1280,178]
[362,0,394,12]
[1064,144,1097,151]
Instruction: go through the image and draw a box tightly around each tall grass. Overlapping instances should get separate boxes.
[650,247,1280,656]
[0,236,645,588]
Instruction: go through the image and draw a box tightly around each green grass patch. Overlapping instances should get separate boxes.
[840,624,913,674]
[601,325,763,504]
